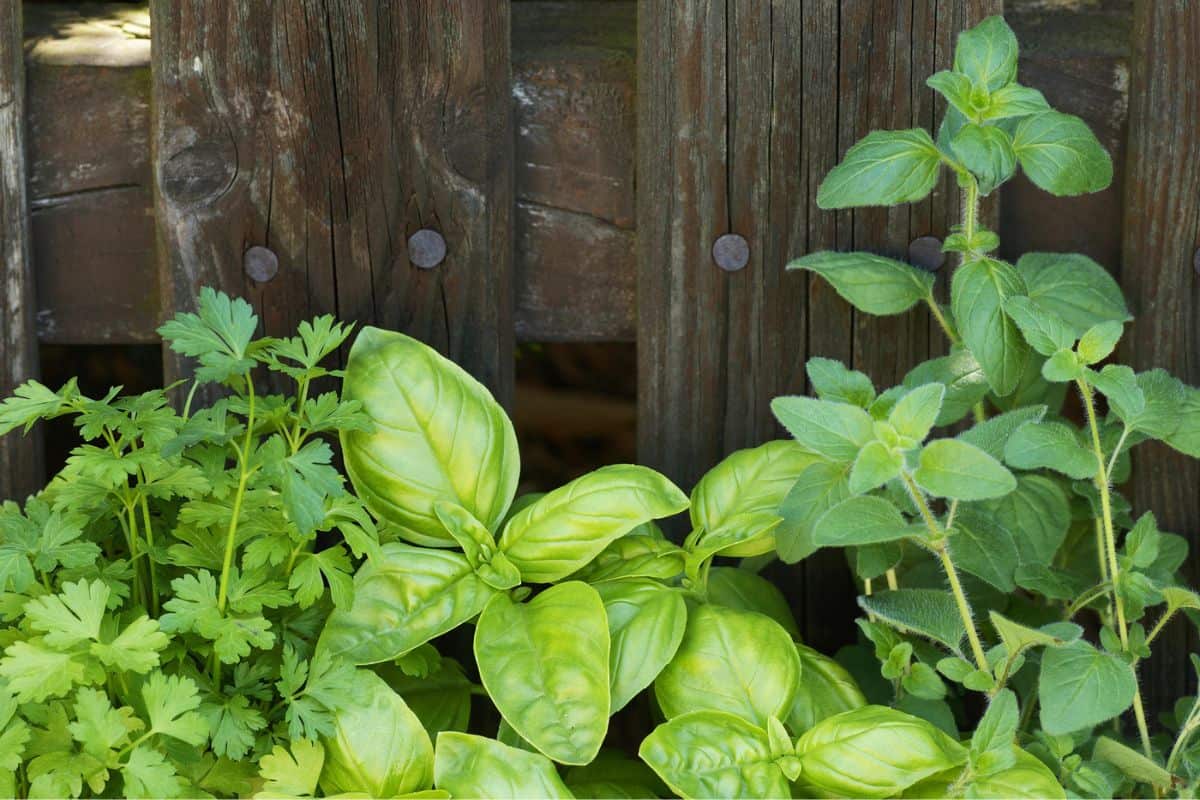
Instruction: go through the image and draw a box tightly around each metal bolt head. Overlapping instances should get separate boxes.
[908,236,945,272]
[712,234,750,272]
[408,229,447,269]
[244,245,279,282]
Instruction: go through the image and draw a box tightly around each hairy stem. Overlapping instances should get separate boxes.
[901,472,989,670]
[1078,377,1153,757]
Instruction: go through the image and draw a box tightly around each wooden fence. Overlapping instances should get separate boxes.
[1,0,1197,706]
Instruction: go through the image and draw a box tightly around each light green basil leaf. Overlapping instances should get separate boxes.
[812,495,914,548]
[319,544,496,665]
[1076,320,1124,365]
[388,658,473,741]
[499,465,687,584]
[1038,640,1136,735]
[1016,252,1130,337]
[985,83,1051,120]
[902,747,1065,799]
[957,406,1047,460]
[953,16,1018,91]
[1004,296,1076,357]
[1014,111,1113,196]
[889,383,946,443]
[595,579,687,714]
[787,644,868,734]
[926,70,974,119]
[706,567,800,640]
[952,123,1016,195]
[947,508,1019,592]
[903,349,990,426]
[320,671,433,797]
[1003,420,1097,480]
[564,750,668,800]
[849,441,904,495]
[690,441,820,558]
[433,732,573,799]
[341,327,520,546]
[776,462,852,563]
[951,258,1029,396]
[432,502,520,591]
[655,604,799,727]
[915,439,1017,501]
[639,711,790,800]
[975,474,1069,566]
[857,590,966,653]
[807,357,876,407]
[816,129,943,209]
[569,522,685,584]
[475,582,609,765]
[797,705,967,798]
[771,395,875,463]
[788,251,935,315]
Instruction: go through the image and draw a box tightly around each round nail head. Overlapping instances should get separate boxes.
[713,234,750,272]
[409,229,447,269]
[908,236,945,272]
[243,245,279,283]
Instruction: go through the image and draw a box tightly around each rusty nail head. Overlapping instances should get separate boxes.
[908,236,946,272]
[713,234,750,272]
[408,229,447,269]
[244,245,279,283]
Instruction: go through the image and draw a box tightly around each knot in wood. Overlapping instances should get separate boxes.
[244,246,279,283]
[712,234,750,272]
[160,141,237,206]
[408,229,447,269]
[908,236,946,272]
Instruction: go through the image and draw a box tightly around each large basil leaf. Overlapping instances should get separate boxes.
[1038,640,1136,735]
[953,15,1018,91]
[569,523,685,584]
[320,670,433,797]
[341,327,520,546]
[1016,252,1130,337]
[796,705,967,798]
[499,465,688,583]
[950,258,1029,396]
[655,604,799,727]
[689,441,819,558]
[639,711,791,800]
[475,582,609,764]
[388,658,473,740]
[771,396,874,463]
[902,748,1065,799]
[787,644,868,734]
[319,544,495,665]
[564,750,668,800]
[788,251,935,315]
[706,567,800,640]
[433,732,573,799]
[596,579,687,714]
[816,129,943,209]
[1013,111,1113,196]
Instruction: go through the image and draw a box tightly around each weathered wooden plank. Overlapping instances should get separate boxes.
[637,0,1000,650]
[0,1,43,502]
[151,1,514,402]
[1122,0,1200,714]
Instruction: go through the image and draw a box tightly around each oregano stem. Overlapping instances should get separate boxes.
[1078,376,1153,757]
[900,472,989,671]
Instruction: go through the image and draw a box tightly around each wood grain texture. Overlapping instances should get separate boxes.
[636,0,999,651]
[0,1,43,502]
[1122,0,1200,714]
[151,1,513,402]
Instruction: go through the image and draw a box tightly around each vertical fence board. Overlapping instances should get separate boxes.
[638,0,999,649]
[151,1,513,402]
[1122,1,1200,713]
[0,2,43,501]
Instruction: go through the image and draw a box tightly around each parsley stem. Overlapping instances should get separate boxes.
[140,495,160,616]
[1078,376,1153,757]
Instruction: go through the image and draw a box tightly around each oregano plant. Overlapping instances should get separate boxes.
[777,14,1200,798]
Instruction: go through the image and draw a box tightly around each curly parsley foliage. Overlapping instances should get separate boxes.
[0,291,378,797]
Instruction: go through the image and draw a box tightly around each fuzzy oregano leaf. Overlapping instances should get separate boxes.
[915,439,1017,501]
[952,123,1016,195]
[1013,111,1113,196]
[951,258,1029,396]
[1038,640,1136,735]
[787,251,935,316]
[816,129,943,209]
[953,15,1019,92]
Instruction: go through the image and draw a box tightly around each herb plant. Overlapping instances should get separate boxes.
[1,14,1199,800]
